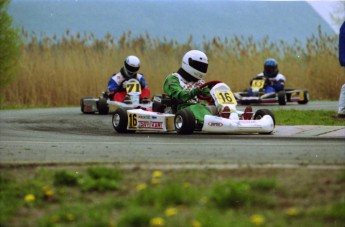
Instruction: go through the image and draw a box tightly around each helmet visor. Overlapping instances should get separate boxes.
[189,58,208,73]
[124,61,139,76]
[264,66,277,77]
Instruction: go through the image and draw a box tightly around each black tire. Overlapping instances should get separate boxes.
[278,91,286,105]
[298,91,309,104]
[80,96,94,114]
[174,109,195,134]
[254,108,276,127]
[97,98,109,115]
[112,108,135,133]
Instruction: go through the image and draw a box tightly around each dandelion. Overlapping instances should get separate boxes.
[192,219,202,227]
[136,183,147,191]
[152,170,163,178]
[250,214,265,226]
[286,207,300,216]
[24,194,35,203]
[165,207,178,217]
[150,217,165,227]
[42,186,54,198]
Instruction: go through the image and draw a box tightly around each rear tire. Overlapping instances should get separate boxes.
[254,109,275,134]
[112,108,135,133]
[97,98,109,115]
[174,109,195,134]
[298,91,309,104]
[278,91,286,105]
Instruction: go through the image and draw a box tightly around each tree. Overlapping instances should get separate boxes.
[0,0,21,88]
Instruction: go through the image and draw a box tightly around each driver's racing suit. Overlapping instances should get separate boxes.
[107,67,150,102]
[248,72,286,96]
[163,72,211,124]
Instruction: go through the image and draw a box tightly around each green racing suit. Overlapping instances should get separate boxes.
[163,73,211,124]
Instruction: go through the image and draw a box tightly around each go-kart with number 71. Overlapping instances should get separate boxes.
[80,79,152,115]
[112,80,275,134]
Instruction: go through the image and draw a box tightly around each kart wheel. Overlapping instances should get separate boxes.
[278,91,287,105]
[174,109,195,134]
[112,108,135,133]
[254,109,276,126]
[97,98,109,115]
[80,96,94,114]
[298,91,309,104]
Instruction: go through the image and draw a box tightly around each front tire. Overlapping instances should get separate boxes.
[174,109,195,134]
[254,109,275,134]
[97,98,109,115]
[254,109,275,125]
[112,108,135,133]
[278,91,286,105]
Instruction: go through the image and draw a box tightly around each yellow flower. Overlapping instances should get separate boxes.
[43,187,54,197]
[250,214,265,226]
[24,194,35,203]
[136,183,147,191]
[150,217,165,227]
[165,207,178,217]
[151,178,161,185]
[192,219,202,227]
[152,170,163,178]
[286,207,300,216]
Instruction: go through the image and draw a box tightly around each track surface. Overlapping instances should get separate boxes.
[0,101,344,166]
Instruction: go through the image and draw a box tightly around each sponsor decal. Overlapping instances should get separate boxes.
[208,122,223,127]
[138,121,163,129]
[151,116,157,119]
[138,115,150,119]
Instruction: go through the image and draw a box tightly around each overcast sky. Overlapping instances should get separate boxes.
[306,0,343,33]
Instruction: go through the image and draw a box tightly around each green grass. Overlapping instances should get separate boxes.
[272,110,345,126]
[1,165,344,226]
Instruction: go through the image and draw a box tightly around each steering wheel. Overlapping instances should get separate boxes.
[198,80,222,101]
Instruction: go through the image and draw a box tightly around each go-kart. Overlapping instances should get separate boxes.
[233,78,309,105]
[111,80,275,135]
[80,79,152,115]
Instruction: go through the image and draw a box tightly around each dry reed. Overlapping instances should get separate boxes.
[1,27,344,107]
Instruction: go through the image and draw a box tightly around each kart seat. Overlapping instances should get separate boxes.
[152,94,178,114]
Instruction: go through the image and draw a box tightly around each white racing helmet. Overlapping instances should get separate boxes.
[123,55,140,78]
[181,50,208,80]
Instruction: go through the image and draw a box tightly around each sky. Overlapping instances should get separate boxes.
[306,0,343,33]
[10,0,343,33]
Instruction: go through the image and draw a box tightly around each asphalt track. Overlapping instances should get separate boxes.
[0,101,344,167]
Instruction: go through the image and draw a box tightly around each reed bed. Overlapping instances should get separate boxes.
[1,27,344,107]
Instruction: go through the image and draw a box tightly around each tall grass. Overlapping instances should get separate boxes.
[1,26,344,107]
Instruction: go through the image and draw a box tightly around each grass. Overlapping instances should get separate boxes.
[0,27,344,107]
[0,165,344,226]
[272,109,345,126]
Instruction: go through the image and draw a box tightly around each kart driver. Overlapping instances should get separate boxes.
[163,50,214,125]
[107,55,151,103]
[248,58,286,96]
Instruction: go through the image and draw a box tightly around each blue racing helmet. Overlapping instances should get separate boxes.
[263,58,278,78]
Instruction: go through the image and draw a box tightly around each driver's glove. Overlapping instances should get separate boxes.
[190,87,202,97]
[121,80,128,89]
